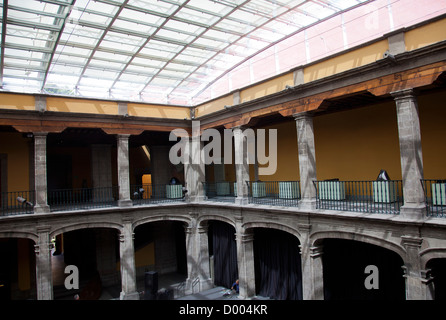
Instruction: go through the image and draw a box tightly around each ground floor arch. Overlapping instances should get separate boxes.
[51,227,120,300]
[426,258,446,300]
[322,238,405,300]
[133,220,187,279]
[0,237,36,300]
[253,227,302,300]
[207,220,238,290]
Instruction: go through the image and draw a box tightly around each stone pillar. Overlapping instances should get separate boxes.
[35,226,53,300]
[233,126,250,205]
[184,220,212,294]
[236,228,256,299]
[294,113,317,210]
[392,89,426,219]
[34,132,50,214]
[184,123,205,202]
[184,224,196,294]
[301,242,324,300]
[119,220,139,300]
[117,134,132,207]
[150,146,171,186]
[91,144,113,201]
[197,223,213,290]
[401,235,434,300]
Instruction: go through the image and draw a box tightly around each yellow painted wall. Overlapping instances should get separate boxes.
[128,103,190,119]
[135,242,155,268]
[313,101,402,181]
[0,132,30,192]
[240,73,294,104]
[257,120,299,182]
[304,40,388,83]
[47,97,119,115]
[195,94,233,118]
[405,18,446,52]
[419,90,446,179]
[0,93,35,111]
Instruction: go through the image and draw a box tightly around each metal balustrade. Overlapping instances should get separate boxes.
[131,184,185,205]
[202,181,237,203]
[9,179,446,219]
[314,180,403,214]
[48,186,119,212]
[247,181,300,207]
[422,179,446,217]
[0,190,35,216]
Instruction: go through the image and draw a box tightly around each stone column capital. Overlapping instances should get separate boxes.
[292,111,314,121]
[390,88,418,100]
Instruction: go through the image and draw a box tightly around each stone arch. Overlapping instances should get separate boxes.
[49,222,123,238]
[0,231,38,244]
[197,215,236,229]
[420,247,446,269]
[242,221,302,243]
[310,230,406,260]
[132,215,192,231]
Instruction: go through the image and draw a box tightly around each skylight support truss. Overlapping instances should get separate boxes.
[0,0,386,104]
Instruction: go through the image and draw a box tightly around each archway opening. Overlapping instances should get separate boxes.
[208,221,238,289]
[133,221,187,295]
[322,238,405,300]
[0,238,36,300]
[426,258,446,300]
[253,228,302,300]
[52,228,120,300]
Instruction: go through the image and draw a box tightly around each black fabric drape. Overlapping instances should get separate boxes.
[210,221,238,289]
[254,228,302,300]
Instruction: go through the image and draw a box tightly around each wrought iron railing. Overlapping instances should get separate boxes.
[203,181,237,203]
[0,190,35,216]
[247,181,300,207]
[48,186,119,212]
[131,184,185,205]
[314,180,403,214]
[422,179,446,218]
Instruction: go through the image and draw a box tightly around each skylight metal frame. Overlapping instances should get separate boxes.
[0,0,371,103]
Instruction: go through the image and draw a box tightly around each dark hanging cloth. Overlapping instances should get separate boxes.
[254,228,303,300]
[211,221,238,289]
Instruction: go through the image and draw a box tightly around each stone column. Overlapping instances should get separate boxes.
[392,89,426,219]
[197,222,213,290]
[34,132,50,214]
[401,235,434,300]
[119,220,139,300]
[184,219,212,294]
[236,228,256,299]
[117,134,132,207]
[294,113,317,210]
[233,126,250,205]
[301,242,324,300]
[184,224,197,294]
[91,144,113,201]
[184,123,205,202]
[35,226,53,300]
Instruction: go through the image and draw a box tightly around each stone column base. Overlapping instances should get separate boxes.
[235,197,249,205]
[118,199,133,208]
[120,291,140,300]
[298,199,317,211]
[400,204,427,220]
[34,204,50,214]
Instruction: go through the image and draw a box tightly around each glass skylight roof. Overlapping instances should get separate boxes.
[0,0,444,106]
